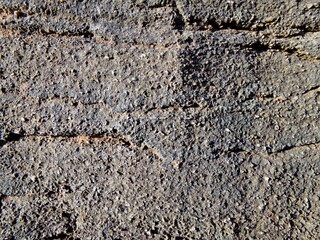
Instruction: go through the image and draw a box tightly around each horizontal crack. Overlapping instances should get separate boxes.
[0,25,180,50]
[42,233,69,240]
[242,41,296,54]
[214,140,320,158]
[188,17,260,32]
[302,85,320,96]
[172,0,259,32]
[0,193,30,203]
[0,8,181,49]
[1,91,206,116]
[147,2,173,9]
[293,26,320,35]
[0,133,167,163]
[39,28,94,39]
[273,141,320,154]
[2,132,319,161]
[0,132,24,147]
[143,102,203,114]
[239,40,320,61]
[2,8,319,59]
[241,84,320,105]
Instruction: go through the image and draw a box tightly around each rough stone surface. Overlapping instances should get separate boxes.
[0,1,320,239]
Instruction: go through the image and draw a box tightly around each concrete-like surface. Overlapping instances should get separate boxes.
[1,1,320,239]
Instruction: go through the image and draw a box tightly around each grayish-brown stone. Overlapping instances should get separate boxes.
[0,1,320,239]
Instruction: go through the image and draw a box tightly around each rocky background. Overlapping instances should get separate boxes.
[0,0,320,239]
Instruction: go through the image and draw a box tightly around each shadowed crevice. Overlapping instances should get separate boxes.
[0,132,25,147]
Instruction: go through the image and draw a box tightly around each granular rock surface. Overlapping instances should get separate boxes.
[0,1,320,239]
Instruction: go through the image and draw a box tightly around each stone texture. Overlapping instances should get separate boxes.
[0,1,320,239]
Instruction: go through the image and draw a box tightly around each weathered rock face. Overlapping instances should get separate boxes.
[0,1,319,239]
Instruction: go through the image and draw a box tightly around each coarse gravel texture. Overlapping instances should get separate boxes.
[0,1,320,239]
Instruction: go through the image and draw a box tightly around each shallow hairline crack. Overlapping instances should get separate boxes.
[2,92,207,116]
[0,133,167,162]
[38,29,179,50]
[2,18,319,60]
[2,4,320,37]
[0,25,180,50]
[241,84,320,104]
[2,133,320,159]
[226,141,320,157]
[8,83,320,115]
[238,41,320,61]
[272,141,320,154]
[0,193,31,203]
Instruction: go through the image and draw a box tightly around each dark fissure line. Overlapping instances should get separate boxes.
[0,132,25,147]
[187,17,261,32]
[239,40,298,54]
[302,85,320,95]
[42,233,68,240]
[275,142,319,153]
[40,27,94,39]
